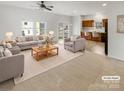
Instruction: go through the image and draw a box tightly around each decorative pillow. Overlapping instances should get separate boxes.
[2,41,7,48]
[21,36,26,42]
[6,43,12,48]
[11,40,17,46]
[33,36,38,41]
[0,50,4,57]
[25,36,33,41]
[38,35,43,40]
[0,41,3,46]
[0,46,4,57]
[4,48,12,57]
[16,36,25,42]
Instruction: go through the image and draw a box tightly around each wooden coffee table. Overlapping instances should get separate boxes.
[31,45,59,61]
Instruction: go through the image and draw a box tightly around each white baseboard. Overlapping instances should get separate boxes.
[107,55,124,62]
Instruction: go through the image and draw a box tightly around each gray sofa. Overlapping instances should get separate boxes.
[0,45,24,83]
[16,35,46,50]
[64,37,86,53]
[0,53,24,83]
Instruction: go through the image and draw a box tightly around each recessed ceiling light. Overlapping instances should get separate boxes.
[102,3,107,7]
[72,10,77,14]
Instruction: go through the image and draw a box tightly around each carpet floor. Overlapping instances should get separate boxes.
[0,51,124,90]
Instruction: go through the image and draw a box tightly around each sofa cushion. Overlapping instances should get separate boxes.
[6,43,12,48]
[25,36,33,41]
[0,41,3,46]
[0,50,4,57]
[16,36,25,42]
[0,46,4,57]
[17,42,30,47]
[33,36,39,41]
[30,41,38,45]
[64,42,73,47]
[1,41,7,48]
[37,40,46,44]
[17,41,38,47]
[38,35,44,40]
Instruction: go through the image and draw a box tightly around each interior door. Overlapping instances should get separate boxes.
[103,19,108,55]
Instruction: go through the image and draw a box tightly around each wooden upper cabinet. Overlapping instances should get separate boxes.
[102,19,108,27]
[82,20,94,27]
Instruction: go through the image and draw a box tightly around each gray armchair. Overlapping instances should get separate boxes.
[64,38,86,53]
[0,54,24,83]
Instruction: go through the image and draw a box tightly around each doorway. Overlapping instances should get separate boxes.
[82,19,108,56]
[58,23,70,44]
[103,19,108,55]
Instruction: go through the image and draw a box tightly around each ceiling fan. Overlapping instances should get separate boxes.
[37,1,54,11]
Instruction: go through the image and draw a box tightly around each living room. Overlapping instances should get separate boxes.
[0,0,124,92]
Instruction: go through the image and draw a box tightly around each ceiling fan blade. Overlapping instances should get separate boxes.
[37,2,41,5]
[44,7,52,11]
[36,1,53,11]
[37,1,44,5]
[31,5,39,7]
[47,6,54,8]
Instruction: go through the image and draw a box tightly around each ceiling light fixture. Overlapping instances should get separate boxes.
[72,10,76,13]
[102,3,107,7]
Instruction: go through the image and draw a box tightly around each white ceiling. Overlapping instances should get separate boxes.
[0,1,124,16]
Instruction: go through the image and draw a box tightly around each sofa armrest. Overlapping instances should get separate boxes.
[74,38,86,50]
[0,54,24,72]
[0,54,24,82]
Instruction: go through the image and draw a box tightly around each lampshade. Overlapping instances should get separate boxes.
[5,32,13,40]
[49,31,54,35]
[5,32,13,37]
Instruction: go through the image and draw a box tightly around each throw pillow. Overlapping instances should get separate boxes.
[25,36,33,41]
[20,36,26,42]
[16,36,25,42]
[38,35,43,40]
[2,41,7,48]
[6,43,12,48]
[0,41,2,46]
[33,36,39,41]
[0,50,4,57]
[4,48,12,57]
[0,46,4,57]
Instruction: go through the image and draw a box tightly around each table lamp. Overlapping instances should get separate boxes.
[5,32,13,41]
[49,31,54,35]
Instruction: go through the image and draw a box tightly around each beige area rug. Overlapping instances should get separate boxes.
[14,44,83,84]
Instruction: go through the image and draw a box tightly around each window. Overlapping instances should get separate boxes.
[22,21,47,36]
